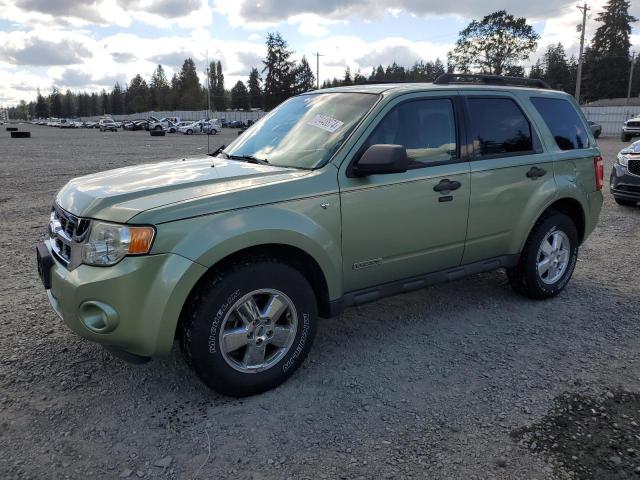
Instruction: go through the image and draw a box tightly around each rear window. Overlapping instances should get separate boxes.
[530,97,590,150]
[467,98,534,158]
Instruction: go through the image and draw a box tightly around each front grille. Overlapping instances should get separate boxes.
[627,121,640,128]
[629,159,640,176]
[616,185,640,194]
[49,205,90,268]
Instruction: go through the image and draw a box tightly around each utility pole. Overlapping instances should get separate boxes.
[206,50,212,154]
[575,3,590,103]
[627,52,636,105]
[314,52,324,89]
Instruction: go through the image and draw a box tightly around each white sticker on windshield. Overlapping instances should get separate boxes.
[307,114,344,133]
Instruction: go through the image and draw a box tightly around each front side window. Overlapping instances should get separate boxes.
[530,97,590,151]
[362,98,457,167]
[467,98,534,158]
[223,92,379,169]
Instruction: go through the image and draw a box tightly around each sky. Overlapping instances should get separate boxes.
[0,0,638,107]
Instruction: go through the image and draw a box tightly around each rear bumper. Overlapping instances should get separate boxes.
[43,241,207,357]
[610,164,640,200]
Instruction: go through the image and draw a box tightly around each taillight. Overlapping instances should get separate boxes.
[594,156,604,191]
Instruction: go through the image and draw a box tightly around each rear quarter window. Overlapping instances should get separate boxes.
[530,97,590,150]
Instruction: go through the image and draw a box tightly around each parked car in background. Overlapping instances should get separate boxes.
[227,120,245,128]
[99,119,118,132]
[178,120,218,135]
[149,117,178,133]
[173,121,192,130]
[621,116,640,142]
[588,120,602,138]
[610,140,640,206]
[37,75,604,396]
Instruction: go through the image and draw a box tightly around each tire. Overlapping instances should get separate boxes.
[507,212,579,300]
[614,197,637,206]
[179,259,318,397]
[154,125,162,131]
[621,132,631,142]
[186,129,193,135]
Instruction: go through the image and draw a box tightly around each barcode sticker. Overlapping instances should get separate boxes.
[307,114,344,133]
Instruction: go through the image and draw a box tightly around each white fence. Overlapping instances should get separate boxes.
[582,106,640,137]
[80,110,266,122]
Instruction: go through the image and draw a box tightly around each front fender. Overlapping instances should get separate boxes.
[151,194,343,300]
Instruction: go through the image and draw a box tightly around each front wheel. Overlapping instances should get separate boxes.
[507,212,579,300]
[179,259,318,397]
[621,132,631,142]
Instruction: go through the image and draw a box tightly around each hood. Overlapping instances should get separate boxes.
[56,155,309,223]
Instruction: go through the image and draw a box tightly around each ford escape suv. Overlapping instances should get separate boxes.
[36,74,603,396]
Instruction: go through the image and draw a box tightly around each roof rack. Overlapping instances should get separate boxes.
[434,73,551,89]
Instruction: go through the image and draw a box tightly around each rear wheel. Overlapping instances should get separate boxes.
[507,212,579,299]
[179,259,318,397]
[154,125,162,131]
[614,197,637,206]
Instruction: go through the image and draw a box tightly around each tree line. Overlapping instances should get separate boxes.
[14,32,315,119]
[8,0,639,119]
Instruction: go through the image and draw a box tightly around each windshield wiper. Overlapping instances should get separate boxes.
[228,154,270,165]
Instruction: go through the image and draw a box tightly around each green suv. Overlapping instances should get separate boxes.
[36,74,604,396]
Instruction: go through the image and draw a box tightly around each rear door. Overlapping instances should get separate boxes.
[461,93,557,264]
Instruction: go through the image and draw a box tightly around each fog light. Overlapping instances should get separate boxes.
[78,301,119,333]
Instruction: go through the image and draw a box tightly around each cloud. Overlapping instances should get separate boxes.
[54,68,93,87]
[146,0,202,18]
[230,0,578,23]
[0,36,92,66]
[111,52,137,62]
[15,0,106,23]
[2,0,213,28]
[150,51,199,68]
[229,51,263,75]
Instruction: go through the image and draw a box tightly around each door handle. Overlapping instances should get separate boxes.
[526,167,547,179]
[433,179,461,193]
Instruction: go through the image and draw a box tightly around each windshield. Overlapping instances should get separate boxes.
[222,92,379,169]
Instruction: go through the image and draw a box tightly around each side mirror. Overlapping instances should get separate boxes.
[352,144,408,177]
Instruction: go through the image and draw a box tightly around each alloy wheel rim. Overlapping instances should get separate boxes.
[218,289,298,373]
[536,230,570,285]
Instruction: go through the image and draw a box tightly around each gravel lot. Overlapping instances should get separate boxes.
[1,126,639,480]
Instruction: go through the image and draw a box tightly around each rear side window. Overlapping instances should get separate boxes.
[530,97,590,150]
[467,98,534,158]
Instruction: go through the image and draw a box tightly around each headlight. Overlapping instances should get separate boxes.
[82,222,155,266]
[617,152,629,167]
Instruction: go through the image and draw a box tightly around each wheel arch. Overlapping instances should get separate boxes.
[179,243,333,328]
[522,197,587,251]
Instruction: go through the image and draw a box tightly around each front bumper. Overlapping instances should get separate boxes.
[41,240,207,357]
[622,127,640,136]
[610,163,640,200]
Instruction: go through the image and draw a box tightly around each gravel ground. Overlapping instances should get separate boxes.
[1,126,639,480]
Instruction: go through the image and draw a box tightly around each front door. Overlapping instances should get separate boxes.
[339,94,471,292]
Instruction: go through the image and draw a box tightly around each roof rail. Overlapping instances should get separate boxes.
[434,73,551,89]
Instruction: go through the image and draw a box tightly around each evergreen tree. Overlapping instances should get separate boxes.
[150,65,170,110]
[178,58,203,109]
[110,83,125,114]
[247,67,263,109]
[127,74,150,113]
[230,80,250,110]
[61,90,75,117]
[582,0,636,101]
[100,89,109,114]
[169,73,180,110]
[89,93,99,116]
[342,67,353,86]
[34,89,49,118]
[214,61,226,110]
[293,56,315,94]
[543,43,573,92]
[262,32,296,110]
[76,92,89,117]
[529,59,545,79]
[49,88,63,117]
